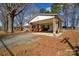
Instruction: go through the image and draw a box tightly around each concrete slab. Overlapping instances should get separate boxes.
[32,32,62,37]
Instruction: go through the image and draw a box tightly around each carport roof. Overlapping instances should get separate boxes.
[29,15,55,23]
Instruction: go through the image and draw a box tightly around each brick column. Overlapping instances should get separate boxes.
[53,18,58,34]
[29,23,32,32]
[49,19,53,32]
[58,20,61,33]
[57,16,62,33]
[35,24,39,32]
[39,25,43,32]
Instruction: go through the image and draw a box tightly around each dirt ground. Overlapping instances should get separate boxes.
[0,30,79,56]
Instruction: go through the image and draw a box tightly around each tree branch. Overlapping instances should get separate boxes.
[15,4,26,16]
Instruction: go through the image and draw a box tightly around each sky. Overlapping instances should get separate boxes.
[33,3,52,12]
[35,3,52,9]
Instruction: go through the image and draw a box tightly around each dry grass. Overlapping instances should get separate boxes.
[61,30,79,46]
[0,30,79,56]
[0,31,27,39]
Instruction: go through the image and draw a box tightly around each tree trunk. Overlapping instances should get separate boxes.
[71,4,76,29]
[20,24,23,31]
[7,14,14,33]
[64,4,68,29]
[3,17,8,32]
[4,21,8,32]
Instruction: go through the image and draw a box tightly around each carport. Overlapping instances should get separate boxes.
[29,14,61,34]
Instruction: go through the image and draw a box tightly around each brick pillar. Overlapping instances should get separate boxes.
[58,20,61,33]
[53,19,58,34]
[29,23,32,32]
[39,25,43,32]
[35,24,39,32]
[49,19,53,32]
[57,16,62,33]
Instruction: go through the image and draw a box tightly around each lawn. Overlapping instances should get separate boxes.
[0,30,79,56]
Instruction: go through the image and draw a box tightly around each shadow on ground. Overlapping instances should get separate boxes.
[61,37,79,56]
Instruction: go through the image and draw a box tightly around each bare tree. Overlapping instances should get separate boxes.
[62,4,69,29]
[71,4,76,29]
[15,10,25,31]
[0,8,8,32]
[0,3,27,33]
